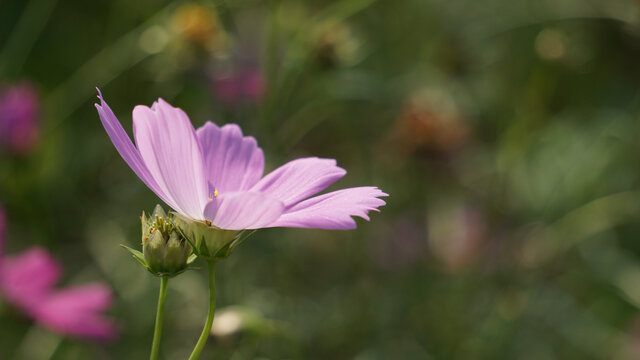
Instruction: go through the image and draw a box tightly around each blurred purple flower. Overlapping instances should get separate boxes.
[0,82,40,154]
[0,208,116,340]
[95,90,386,230]
[373,217,427,270]
[213,68,265,104]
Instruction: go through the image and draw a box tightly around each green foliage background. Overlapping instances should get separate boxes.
[2,0,640,359]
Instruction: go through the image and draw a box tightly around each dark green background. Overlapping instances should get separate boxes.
[2,0,640,359]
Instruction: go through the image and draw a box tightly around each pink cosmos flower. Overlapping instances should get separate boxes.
[0,82,40,154]
[0,209,116,340]
[95,90,386,231]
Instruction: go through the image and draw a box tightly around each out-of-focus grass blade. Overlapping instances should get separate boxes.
[522,191,640,266]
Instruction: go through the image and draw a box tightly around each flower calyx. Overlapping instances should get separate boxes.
[172,213,255,261]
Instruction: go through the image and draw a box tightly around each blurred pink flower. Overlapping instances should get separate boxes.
[0,208,116,340]
[0,82,40,154]
[95,91,386,230]
[213,68,265,104]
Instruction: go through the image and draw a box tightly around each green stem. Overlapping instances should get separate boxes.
[188,261,216,360]
[150,277,169,360]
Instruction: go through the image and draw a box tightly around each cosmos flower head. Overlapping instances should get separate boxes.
[95,89,387,233]
[0,207,116,340]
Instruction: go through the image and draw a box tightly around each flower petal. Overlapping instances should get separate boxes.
[268,187,388,229]
[35,283,116,340]
[196,122,264,193]
[133,99,209,220]
[94,90,176,210]
[210,192,284,230]
[250,157,346,207]
[0,247,61,312]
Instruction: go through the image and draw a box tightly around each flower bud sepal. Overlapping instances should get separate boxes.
[120,244,197,278]
[172,213,255,261]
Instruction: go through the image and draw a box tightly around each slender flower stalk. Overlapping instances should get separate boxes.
[188,261,216,360]
[150,276,169,360]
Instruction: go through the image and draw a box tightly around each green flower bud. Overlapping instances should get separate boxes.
[173,213,254,261]
[143,229,167,272]
[164,231,191,273]
[122,205,195,277]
